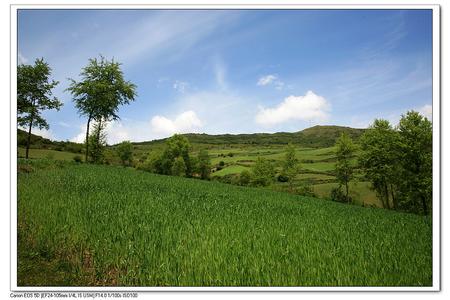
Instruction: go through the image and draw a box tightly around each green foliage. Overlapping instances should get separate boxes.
[159,134,192,176]
[17,58,62,158]
[197,149,211,180]
[359,119,400,209]
[88,121,107,164]
[330,186,350,203]
[238,169,251,186]
[397,111,432,215]
[171,156,187,177]
[18,162,432,286]
[282,143,300,191]
[73,155,83,163]
[335,132,356,203]
[250,157,275,187]
[116,141,133,166]
[66,55,137,161]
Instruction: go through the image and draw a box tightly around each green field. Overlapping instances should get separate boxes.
[18,147,82,161]
[18,160,432,286]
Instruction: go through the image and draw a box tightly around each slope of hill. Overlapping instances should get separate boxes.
[18,161,431,286]
[17,129,84,153]
[134,125,366,148]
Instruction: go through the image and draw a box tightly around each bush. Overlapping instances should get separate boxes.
[330,187,350,203]
[239,170,251,186]
[73,155,83,163]
[219,161,225,167]
[295,184,315,197]
[277,174,289,182]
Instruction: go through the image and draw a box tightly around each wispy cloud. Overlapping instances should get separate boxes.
[18,52,28,64]
[257,74,277,86]
[257,74,285,90]
[173,80,189,93]
[417,104,432,120]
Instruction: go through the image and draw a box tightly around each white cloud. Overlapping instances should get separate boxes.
[151,111,203,136]
[71,124,87,143]
[257,74,285,90]
[257,74,277,86]
[58,121,70,128]
[173,80,189,93]
[31,128,54,140]
[18,52,28,64]
[417,104,432,120]
[255,91,330,126]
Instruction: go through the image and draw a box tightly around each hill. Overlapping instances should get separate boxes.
[134,125,366,148]
[17,129,84,154]
[18,160,431,286]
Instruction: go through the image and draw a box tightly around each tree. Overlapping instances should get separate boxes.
[359,119,401,209]
[282,143,300,192]
[251,157,275,187]
[397,111,432,215]
[171,156,187,177]
[239,170,251,186]
[87,120,107,164]
[66,56,137,162]
[335,132,356,204]
[17,58,62,159]
[197,149,211,180]
[161,134,192,176]
[116,141,133,166]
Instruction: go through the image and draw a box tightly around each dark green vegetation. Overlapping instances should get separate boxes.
[18,160,432,286]
[17,58,62,159]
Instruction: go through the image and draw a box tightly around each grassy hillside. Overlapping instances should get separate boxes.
[17,129,84,154]
[133,125,366,148]
[18,160,432,286]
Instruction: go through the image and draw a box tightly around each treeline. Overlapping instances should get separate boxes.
[17,129,84,153]
[332,111,432,215]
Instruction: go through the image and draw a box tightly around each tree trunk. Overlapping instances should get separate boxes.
[345,181,349,204]
[384,182,390,209]
[25,118,33,159]
[85,115,92,163]
[421,194,428,215]
[96,119,102,146]
[390,184,397,210]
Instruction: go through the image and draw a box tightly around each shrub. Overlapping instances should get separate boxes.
[239,170,251,186]
[330,187,350,203]
[277,174,289,182]
[73,155,83,163]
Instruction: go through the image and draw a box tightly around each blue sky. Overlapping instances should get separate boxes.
[17,9,433,144]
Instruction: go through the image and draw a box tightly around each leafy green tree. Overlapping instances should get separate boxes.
[282,143,300,192]
[17,58,62,159]
[397,111,432,215]
[87,121,107,164]
[239,169,251,186]
[197,149,211,180]
[171,156,187,177]
[335,132,356,204]
[116,141,133,166]
[251,157,275,187]
[162,134,192,176]
[66,55,137,162]
[359,119,401,209]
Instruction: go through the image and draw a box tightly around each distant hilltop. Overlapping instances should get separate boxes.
[135,125,366,148]
[18,125,366,149]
